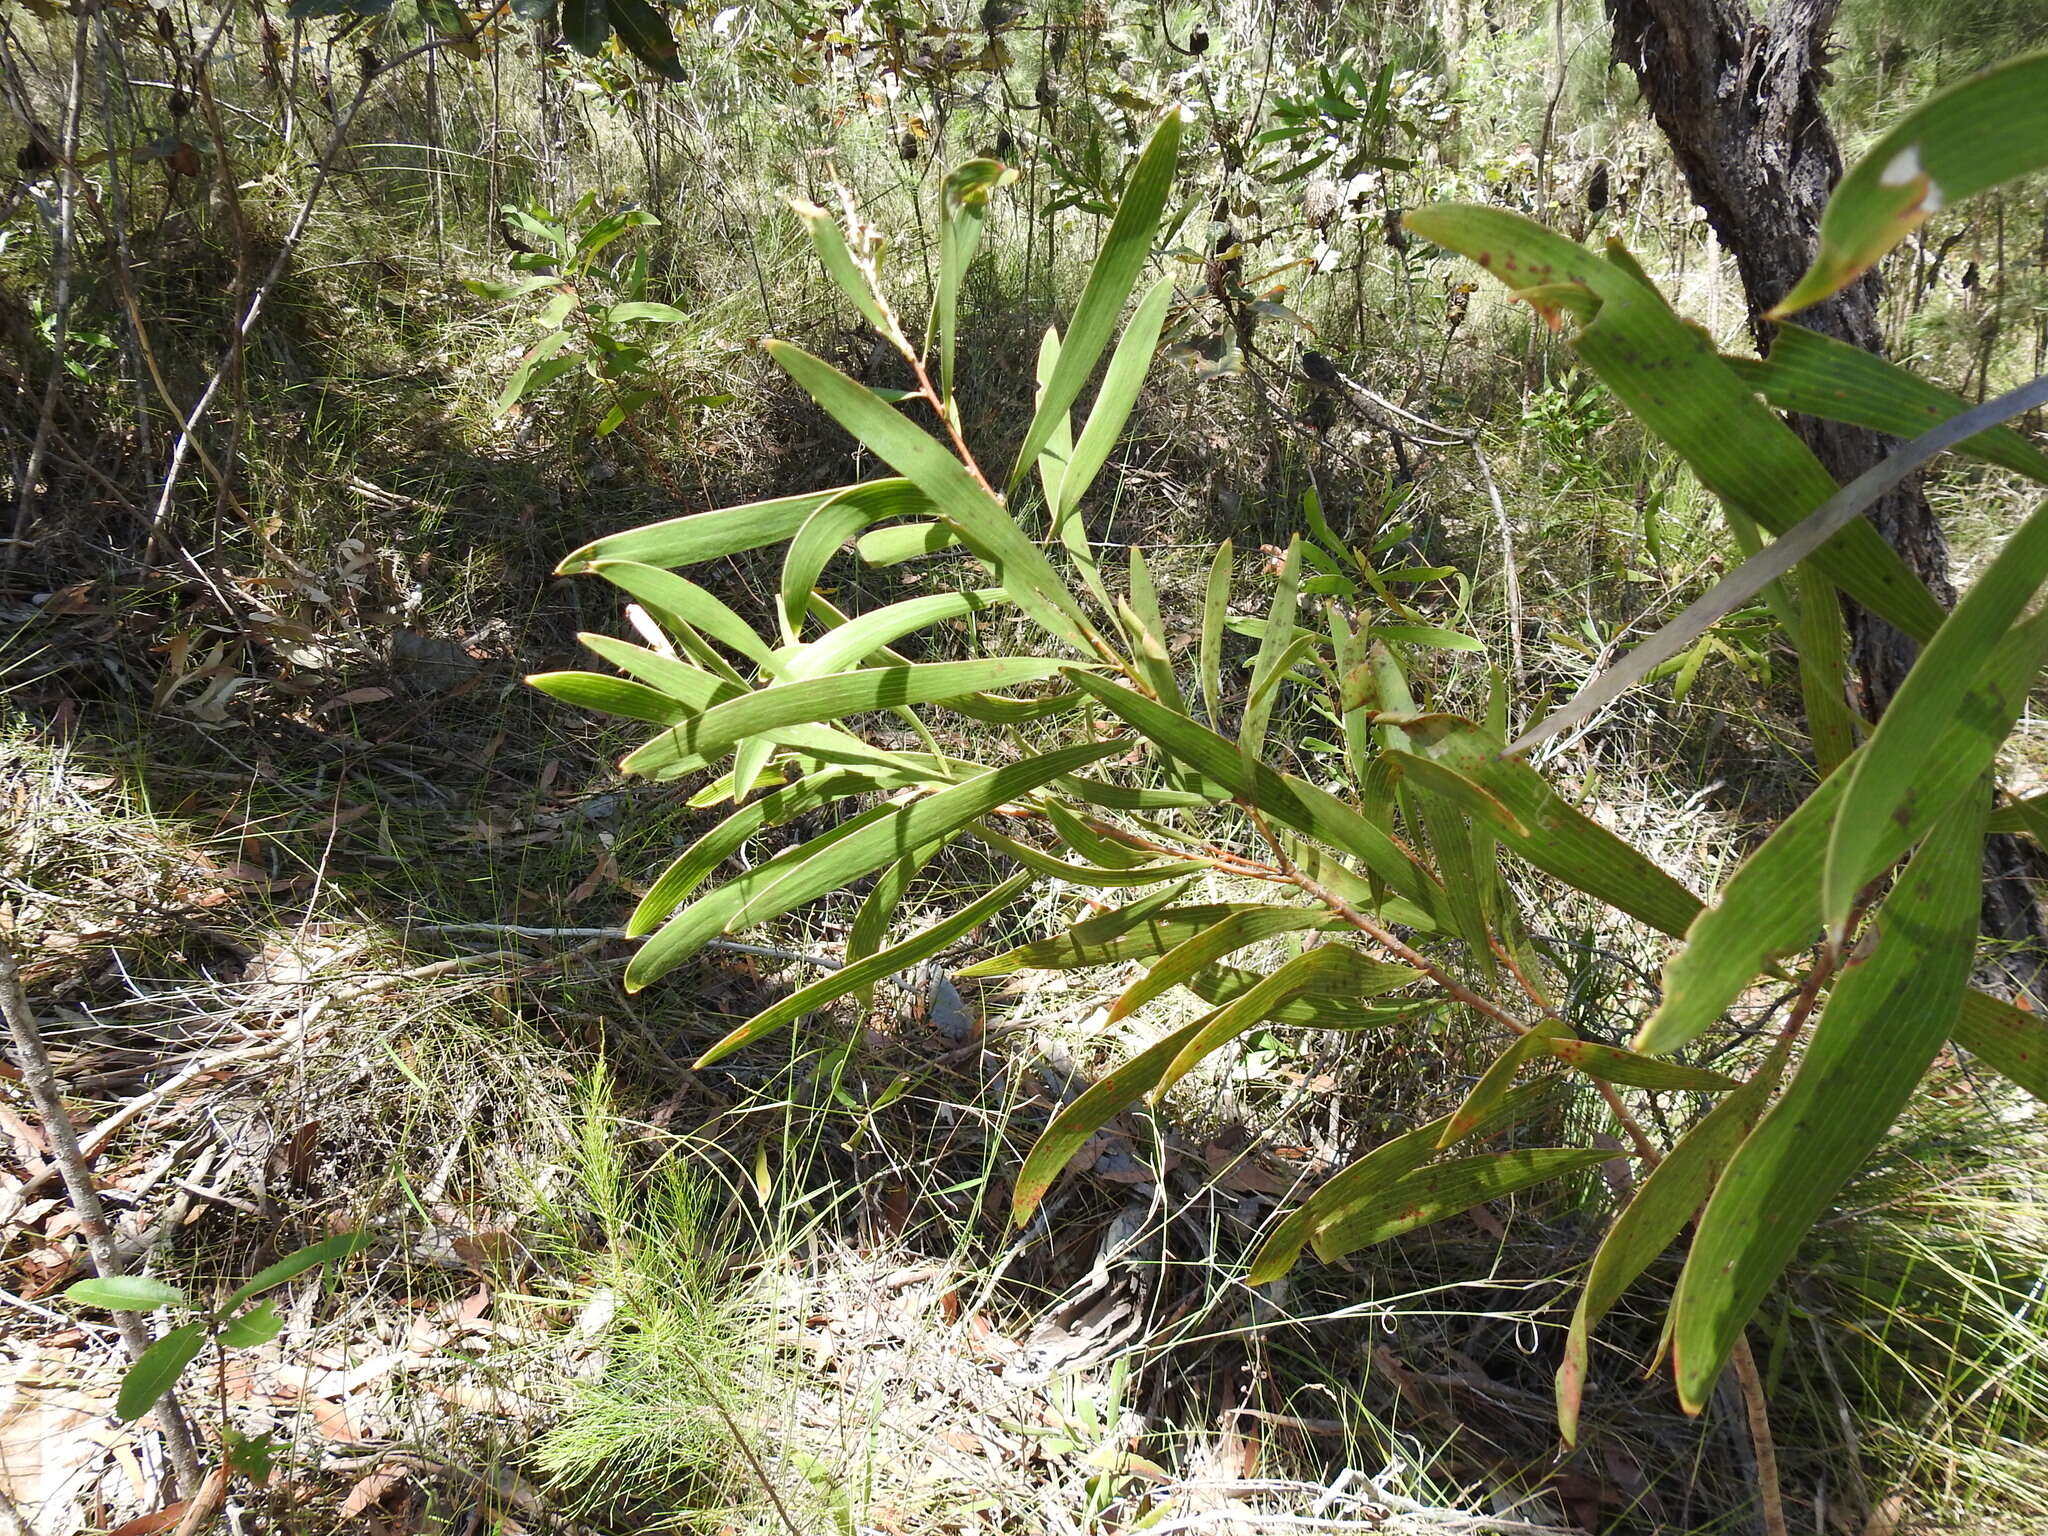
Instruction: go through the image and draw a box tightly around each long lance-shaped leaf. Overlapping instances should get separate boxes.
[625,740,1121,988]
[857,520,961,566]
[695,869,1034,1067]
[1153,947,1354,1098]
[779,590,1009,680]
[965,823,1211,887]
[933,159,1017,405]
[1246,1082,1562,1285]
[766,342,1101,655]
[1543,1039,1736,1093]
[557,487,851,574]
[1012,1010,1216,1224]
[607,0,683,78]
[1407,207,1944,656]
[1057,277,1176,518]
[1064,671,1443,922]
[1109,907,1350,1023]
[116,1323,209,1423]
[960,898,1336,977]
[1186,954,1428,1029]
[1200,541,1233,730]
[1989,792,2048,841]
[1556,1039,1793,1445]
[844,840,942,1009]
[1725,324,2048,486]
[1507,372,2048,757]
[1009,110,1184,493]
[579,633,733,707]
[779,480,935,643]
[1311,1148,1617,1261]
[1952,987,2048,1102]
[1239,538,1304,760]
[621,659,1075,779]
[1772,50,2048,317]
[1823,493,2048,942]
[1388,720,1703,939]
[559,0,610,56]
[589,562,779,670]
[1669,783,1989,1412]
[628,768,915,937]
[528,671,688,725]
[1034,327,1075,515]
[1122,548,1185,714]
[790,198,897,342]
[1437,1021,1573,1148]
[1637,609,2048,1055]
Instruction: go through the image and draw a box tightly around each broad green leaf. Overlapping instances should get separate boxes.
[589,562,777,669]
[628,769,912,936]
[1057,278,1175,517]
[1952,987,2048,1101]
[1200,540,1233,730]
[695,870,1034,1067]
[117,1322,207,1422]
[1640,612,2048,1054]
[495,330,573,416]
[558,487,852,574]
[1543,1039,1736,1092]
[68,1276,185,1311]
[1010,110,1184,491]
[1556,1040,1791,1444]
[1246,1082,1559,1284]
[1773,51,2048,317]
[1239,538,1304,759]
[217,1300,284,1349]
[223,1233,376,1310]
[1407,206,1943,646]
[579,632,728,707]
[766,342,1100,654]
[605,301,690,325]
[1155,947,1364,1098]
[1989,792,2048,841]
[1064,672,1442,921]
[1670,783,1988,1411]
[620,659,1075,779]
[1823,495,2048,941]
[1109,907,1345,1022]
[626,741,1121,987]
[606,0,684,79]
[1438,1021,1572,1149]
[1311,1148,1616,1260]
[1012,1010,1215,1223]
[1726,324,2048,486]
[780,480,933,643]
[560,0,610,57]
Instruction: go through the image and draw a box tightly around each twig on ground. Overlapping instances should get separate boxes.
[0,939,204,1497]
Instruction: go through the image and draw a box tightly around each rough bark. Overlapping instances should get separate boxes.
[1607,0,2047,995]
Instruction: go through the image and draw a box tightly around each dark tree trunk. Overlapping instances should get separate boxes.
[1606,0,2047,994]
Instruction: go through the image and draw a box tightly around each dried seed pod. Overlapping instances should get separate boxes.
[900,131,920,162]
[1189,25,1209,53]
[1586,161,1609,215]
[1384,207,1410,252]
[15,137,53,174]
[1302,176,1339,232]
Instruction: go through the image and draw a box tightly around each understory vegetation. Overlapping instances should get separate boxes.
[2,2,2047,1534]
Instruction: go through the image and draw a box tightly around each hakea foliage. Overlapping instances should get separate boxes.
[541,59,2048,1441]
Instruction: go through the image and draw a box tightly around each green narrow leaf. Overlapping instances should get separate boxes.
[1556,1040,1791,1444]
[1122,548,1184,711]
[1311,1148,1617,1261]
[1952,987,2048,1101]
[1009,110,1184,491]
[766,342,1101,655]
[1064,671,1443,922]
[1238,538,1304,760]
[960,898,1335,977]
[695,870,1034,1067]
[1670,782,1989,1412]
[1438,1020,1573,1148]
[781,591,1008,680]
[589,562,777,669]
[1639,612,2048,1054]
[1726,323,2048,486]
[68,1276,186,1311]
[558,487,853,574]
[856,521,959,566]
[1110,909,1351,1023]
[620,659,1076,779]
[934,159,1018,404]
[606,0,684,78]
[1154,946,1359,1099]
[790,199,897,341]
[965,823,1210,887]
[217,1300,284,1349]
[560,0,610,55]
[779,480,933,644]
[1057,277,1175,518]
[1543,1038,1737,1092]
[1823,495,2048,943]
[1200,540,1233,730]
[625,740,1122,988]
[117,1322,208,1422]
[844,840,942,1008]
[1012,1010,1216,1223]
[223,1233,375,1310]
[528,671,688,724]
[1773,51,2048,317]
[1246,1082,1560,1284]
